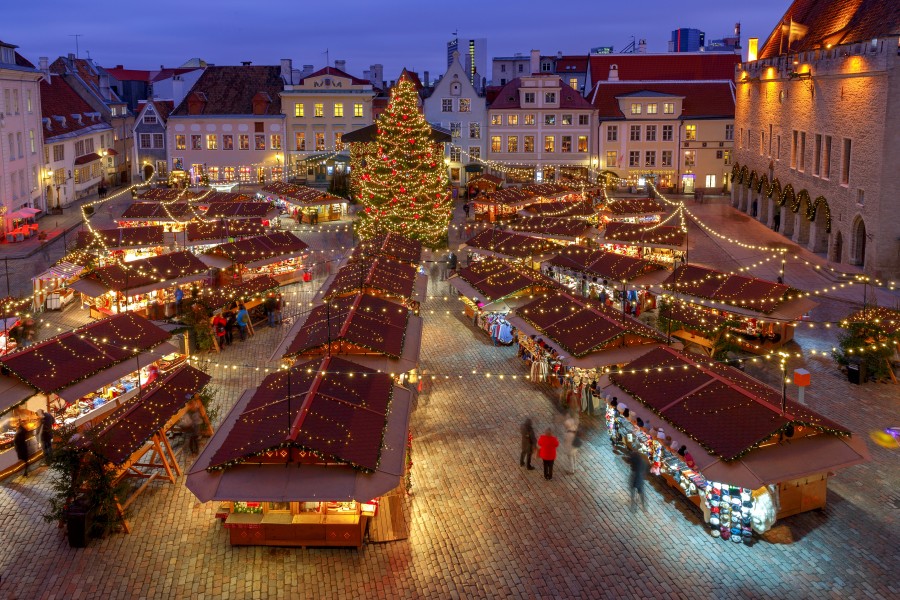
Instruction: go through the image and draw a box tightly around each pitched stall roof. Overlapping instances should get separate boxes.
[455,257,553,301]
[197,191,253,204]
[758,0,900,59]
[323,256,418,301]
[659,300,731,332]
[0,313,170,394]
[198,275,280,312]
[260,182,348,206]
[136,189,203,201]
[475,183,575,207]
[284,293,410,359]
[120,202,191,221]
[354,233,423,264]
[89,365,211,465]
[611,346,852,461]
[516,293,663,357]
[547,247,662,282]
[204,202,275,219]
[508,216,594,239]
[76,225,165,249]
[590,81,735,120]
[464,229,559,258]
[522,199,595,218]
[206,356,394,472]
[663,264,792,314]
[170,65,284,116]
[603,222,685,247]
[843,306,900,336]
[82,251,209,293]
[205,232,307,264]
[185,219,266,242]
[602,197,666,216]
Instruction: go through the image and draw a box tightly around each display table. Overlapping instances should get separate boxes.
[223,511,366,548]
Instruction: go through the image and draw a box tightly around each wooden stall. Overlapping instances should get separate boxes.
[259,182,348,223]
[598,222,687,266]
[462,228,561,270]
[200,232,309,286]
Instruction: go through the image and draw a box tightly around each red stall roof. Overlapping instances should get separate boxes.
[546,247,662,282]
[76,225,165,249]
[205,232,307,265]
[184,218,266,242]
[203,201,275,219]
[454,257,553,301]
[89,365,211,465]
[199,275,280,312]
[80,251,209,294]
[663,264,792,314]
[843,306,900,336]
[206,356,395,472]
[354,233,423,264]
[507,216,594,239]
[602,197,666,216]
[0,312,171,394]
[610,346,852,461]
[602,222,685,247]
[120,202,191,221]
[522,199,596,218]
[464,228,559,259]
[323,256,419,301]
[260,182,347,206]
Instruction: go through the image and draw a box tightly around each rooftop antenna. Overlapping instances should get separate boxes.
[69,34,82,58]
[323,48,330,67]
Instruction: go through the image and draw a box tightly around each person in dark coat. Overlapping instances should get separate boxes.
[39,410,55,462]
[14,422,30,477]
[628,448,649,510]
[520,418,537,470]
[223,305,237,346]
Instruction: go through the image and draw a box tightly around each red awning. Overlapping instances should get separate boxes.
[105,148,118,156]
[74,152,102,165]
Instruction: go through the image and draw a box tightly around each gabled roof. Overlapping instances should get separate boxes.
[298,65,371,86]
[590,81,735,119]
[602,222,685,247]
[353,233,423,264]
[759,0,900,59]
[555,56,589,72]
[39,74,108,142]
[83,250,209,293]
[488,76,594,110]
[323,256,419,301]
[663,264,793,314]
[150,67,200,83]
[588,53,740,83]
[547,247,662,282]
[104,67,152,82]
[455,257,553,301]
[15,52,35,69]
[205,232,308,264]
[464,228,559,258]
[170,65,283,116]
[49,56,125,105]
[137,99,174,124]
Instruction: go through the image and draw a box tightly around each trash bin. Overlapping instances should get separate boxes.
[847,358,866,384]
[66,497,93,548]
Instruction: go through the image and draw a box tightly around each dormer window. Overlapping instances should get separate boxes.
[0,47,13,64]
[524,92,535,104]
[111,107,117,116]
[631,103,642,115]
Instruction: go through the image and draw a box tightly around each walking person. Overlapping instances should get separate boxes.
[236,303,251,341]
[14,422,30,477]
[212,312,227,350]
[39,409,55,463]
[264,294,277,328]
[772,212,781,233]
[463,202,470,220]
[563,416,580,474]
[520,418,537,470]
[627,448,649,511]
[537,428,559,480]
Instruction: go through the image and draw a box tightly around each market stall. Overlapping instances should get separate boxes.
[117,202,193,231]
[75,226,170,266]
[598,197,666,225]
[135,188,204,201]
[70,251,210,320]
[542,247,666,307]
[472,182,576,222]
[200,232,309,286]
[32,261,86,311]
[176,219,267,250]
[198,275,280,315]
[598,222,687,265]
[259,182,348,223]
[353,232,423,265]
[520,198,598,221]
[318,254,427,309]
[603,346,869,542]
[462,228,561,269]
[186,356,413,548]
[465,173,502,200]
[0,313,179,477]
[505,216,598,245]
[272,292,422,377]
[660,264,818,354]
[449,257,555,341]
[203,201,279,223]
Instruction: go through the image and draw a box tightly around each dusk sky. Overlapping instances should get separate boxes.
[9,0,789,78]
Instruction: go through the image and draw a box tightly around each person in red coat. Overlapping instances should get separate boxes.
[537,428,559,480]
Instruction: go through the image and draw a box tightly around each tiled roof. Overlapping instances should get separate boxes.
[555,56,589,72]
[455,257,553,301]
[15,52,35,69]
[590,81,735,119]
[207,356,395,471]
[588,53,740,83]
[488,76,594,110]
[759,0,900,59]
[50,56,124,104]
[610,346,851,461]
[547,247,662,282]
[150,67,199,83]
[104,67,152,82]
[170,66,283,116]
[90,366,211,466]
[663,264,792,314]
[517,293,662,357]
[39,74,106,142]
[298,66,371,86]
[0,312,170,394]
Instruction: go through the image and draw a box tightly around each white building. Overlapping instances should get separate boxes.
[0,40,45,217]
[424,51,487,189]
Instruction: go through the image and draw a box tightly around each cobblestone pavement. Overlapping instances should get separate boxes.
[0,200,898,599]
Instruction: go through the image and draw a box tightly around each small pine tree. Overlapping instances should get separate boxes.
[354,75,452,247]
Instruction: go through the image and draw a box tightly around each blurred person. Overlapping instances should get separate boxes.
[520,418,536,470]
[537,428,559,481]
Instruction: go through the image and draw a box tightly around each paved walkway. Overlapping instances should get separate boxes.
[0,196,898,599]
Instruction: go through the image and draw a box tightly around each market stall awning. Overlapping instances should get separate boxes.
[599,222,686,249]
[203,202,278,220]
[354,233,423,264]
[544,248,664,282]
[33,261,85,282]
[181,219,267,244]
[260,182,348,206]
[8,207,42,219]
[73,251,209,296]
[76,225,166,250]
[120,202,191,222]
[0,374,41,415]
[507,217,596,241]
[322,255,420,301]
[462,228,561,259]
[186,382,412,503]
[521,199,596,219]
[452,256,554,302]
[202,232,308,269]
[89,365,211,466]
[601,197,666,217]
[448,277,537,312]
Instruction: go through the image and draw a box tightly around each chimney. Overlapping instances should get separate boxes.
[172,77,185,104]
[116,64,123,69]
[557,51,563,58]
[280,58,293,83]
[424,70,430,87]
[334,59,346,71]
[39,57,50,83]
[241,61,252,66]
[530,49,540,74]
[608,64,619,81]
[638,39,647,54]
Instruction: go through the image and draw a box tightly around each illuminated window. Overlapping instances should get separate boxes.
[507,136,518,153]
[561,114,572,125]
[723,150,731,165]
[569,77,578,89]
[223,135,233,150]
[684,150,696,167]
[239,166,251,181]
[295,133,305,151]
[491,136,501,152]
[314,103,324,117]
[191,135,201,150]
[544,136,555,152]
[450,122,461,137]
[224,167,235,180]
[630,103,642,115]
[208,166,219,181]
[255,134,265,150]
[333,103,344,117]
[469,146,480,159]
[315,132,325,151]
[239,135,250,150]
[544,114,556,126]
[354,103,363,117]
[685,125,696,141]
[334,132,343,151]
[508,114,518,126]
[524,136,534,152]
[271,134,282,150]
[560,136,572,152]
[469,123,481,139]
[647,103,658,114]
[577,136,587,152]
[491,114,502,125]
[449,146,461,161]
[524,114,535,125]
[459,98,470,112]
[207,134,218,150]
[294,103,304,117]
[175,135,186,150]
[663,102,674,114]
[606,151,617,167]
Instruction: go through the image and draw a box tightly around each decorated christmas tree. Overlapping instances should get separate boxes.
[354,74,452,247]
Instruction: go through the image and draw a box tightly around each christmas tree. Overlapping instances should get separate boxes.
[354,74,452,247]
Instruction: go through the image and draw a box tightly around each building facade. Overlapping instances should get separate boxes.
[280,61,374,185]
[167,65,286,186]
[592,82,735,192]
[447,37,487,89]
[487,68,594,184]
[133,100,173,181]
[39,70,112,208]
[0,40,44,216]
[731,0,900,277]
[424,51,487,189]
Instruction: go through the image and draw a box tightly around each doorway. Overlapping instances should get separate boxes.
[143,164,154,181]
[831,231,843,263]
[852,219,867,266]
[681,174,695,194]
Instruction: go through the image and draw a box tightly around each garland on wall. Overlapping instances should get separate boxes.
[731,162,832,233]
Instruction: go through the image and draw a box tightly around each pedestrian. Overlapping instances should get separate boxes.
[212,312,227,349]
[520,418,537,470]
[273,293,283,325]
[463,202,470,219]
[264,294,277,328]
[447,252,457,274]
[186,408,202,455]
[175,287,184,316]
[537,428,559,480]
[563,416,579,474]
[23,318,35,347]
[627,448,648,511]
[223,304,237,345]
[773,212,781,232]
[39,409,55,462]
[14,422,30,477]
[236,303,250,340]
